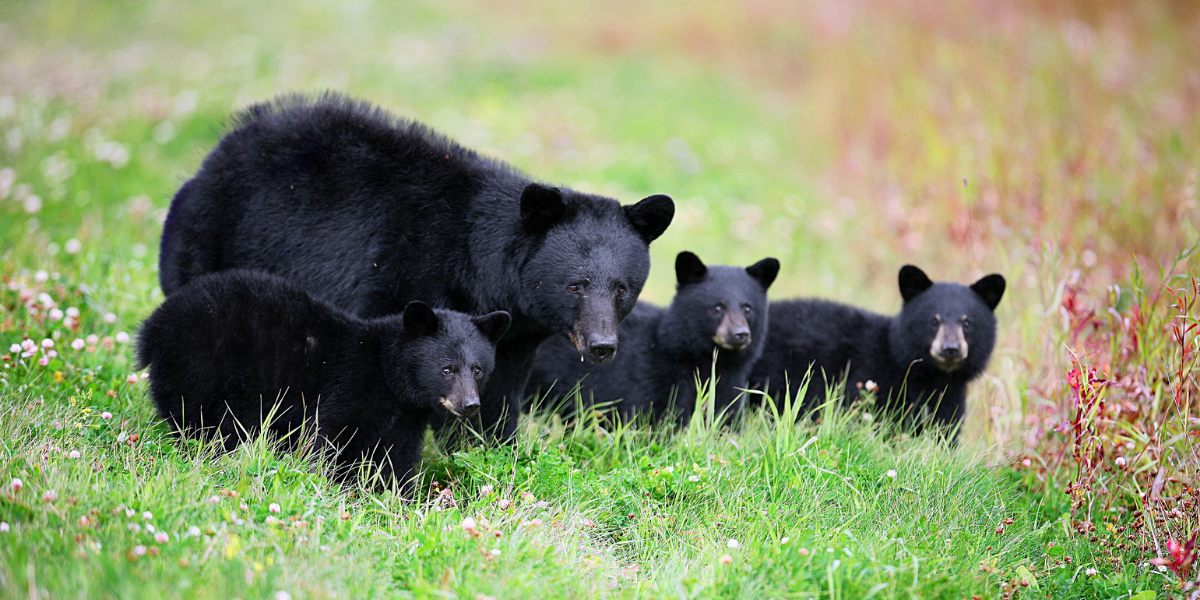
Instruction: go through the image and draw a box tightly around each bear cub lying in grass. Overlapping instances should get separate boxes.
[749,265,1005,434]
[528,251,779,424]
[138,270,510,489]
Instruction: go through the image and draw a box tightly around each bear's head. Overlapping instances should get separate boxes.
[890,265,1006,377]
[666,251,780,357]
[387,301,511,418]
[517,183,674,363]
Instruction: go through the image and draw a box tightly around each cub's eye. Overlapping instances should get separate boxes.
[473,366,483,379]
[930,317,940,328]
[714,304,724,313]
[441,367,453,376]
[962,318,971,329]
[742,304,752,314]
[568,284,580,293]
[617,285,628,297]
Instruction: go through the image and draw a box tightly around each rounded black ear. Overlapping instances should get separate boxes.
[675,251,708,286]
[898,265,934,303]
[624,194,674,243]
[402,301,440,337]
[519,183,567,234]
[472,311,512,344]
[746,257,780,290]
[970,273,1006,311]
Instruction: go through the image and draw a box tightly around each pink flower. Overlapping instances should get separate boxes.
[115,332,130,344]
[8,343,19,353]
[49,308,64,321]
[42,489,58,503]
[100,411,113,420]
[126,374,139,384]
[104,313,116,324]
[71,339,85,350]
[718,554,733,564]
[21,340,36,353]
[38,355,50,366]
[10,478,23,493]
[133,545,147,556]
[86,334,99,345]
[155,531,169,544]
[40,338,53,349]
[269,503,281,513]
[65,307,80,318]
[208,496,220,504]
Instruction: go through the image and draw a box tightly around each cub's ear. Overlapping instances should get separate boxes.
[519,183,567,235]
[970,273,1006,311]
[898,265,934,303]
[746,257,780,290]
[625,195,675,243]
[675,251,708,286]
[402,301,440,337]
[472,311,512,344]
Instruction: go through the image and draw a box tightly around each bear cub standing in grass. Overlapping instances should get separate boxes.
[527,251,779,424]
[137,270,510,489]
[156,93,674,442]
[749,265,1005,434]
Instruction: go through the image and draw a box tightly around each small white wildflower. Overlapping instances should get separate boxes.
[885,469,897,479]
[186,525,201,537]
[133,544,146,556]
[146,524,155,533]
[10,478,22,493]
[142,511,152,520]
[126,373,139,384]
[65,239,82,254]
[65,307,80,318]
[727,539,740,549]
[86,334,99,345]
[68,450,81,459]
[781,536,790,545]
[8,343,19,353]
[1085,567,1098,576]
[0,522,9,532]
[34,270,49,283]
[687,475,700,482]
[125,508,136,517]
[49,308,64,321]
[479,484,494,496]
[140,372,149,381]
[103,313,116,324]
[274,592,293,600]
[208,495,220,504]
[71,338,85,350]
[490,548,501,557]
[461,517,477,531]
[862,412,874,424]
[21,340,36,353]
[42,489,58,503]
[40,338,53,349]
[101,411,113,420]
[155,531,169,544]
[128,523,140,532]
[864,380,879,393]
[269,503,281,513]
[115,332,130,344]
[1115,456,1126,467]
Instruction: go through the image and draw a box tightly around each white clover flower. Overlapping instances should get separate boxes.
[155,531,169,544]
[8,343,19,353]
[126,373,139,384]
[128,523,140,532]
[64,239,82,254]
[1115,457,1126,467]
[65,307,80,318]
[9,478,21,493]
[0,522,9,532]
[718,554,733,564]
[461,517,477,531]
[41,489,57,503]
[21,340,36,353]
[269,503,281,513]
[101,411,113,420]
[86,334,99,345]
[885,469,897,479]
[208,496,220,504]
[274,592,293,600]
[125,508,136,517]
[727,539,740,549]
[49,308,64,321]
[142,511,152,520]
[490,548,501,557]
[103,313,116,324]
[1085,567,1098,576]
[186,526,201,537]
[133,545,146,556]
[40,338,53,349]
[71,338,85,350]
[68,450,81,459]
[115,332,130,344]
[34,270,49,283]
[781,536,790,545]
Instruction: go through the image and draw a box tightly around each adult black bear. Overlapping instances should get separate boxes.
[137,270,510,488]
[157,93,674,442]
[527,251,779,424]
[749,265,1005,433]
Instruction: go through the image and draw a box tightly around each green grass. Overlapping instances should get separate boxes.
[2,0,1197,597]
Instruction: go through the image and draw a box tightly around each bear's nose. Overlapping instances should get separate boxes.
[459,395,481,417]
[588,339,617,363]
[730,328,751,345]
[939,343,961,359]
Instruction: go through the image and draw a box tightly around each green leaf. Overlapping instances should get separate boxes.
[1130,591,1156,600]
[1046,545,1066,557]
[1015,566,1039,589]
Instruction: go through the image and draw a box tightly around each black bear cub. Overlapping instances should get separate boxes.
[749,265,1005,433]
[156,93,674,442]
[137,270,510,489]
[527,251,779,424]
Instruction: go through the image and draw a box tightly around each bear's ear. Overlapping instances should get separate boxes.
[970,273,1006,311]
[746,257,780,290]
[898,265,934,303]
[625,195,675,243]
[519,183,567,235]
[472,311,512,345]
[675,251,708,286]
[402,301,440,337]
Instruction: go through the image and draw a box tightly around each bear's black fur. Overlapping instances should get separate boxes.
[137,270,510,488]
[527,252,779,424]
[157,93,674,442]
[749,265,1005,433]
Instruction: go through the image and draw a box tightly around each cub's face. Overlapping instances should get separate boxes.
[670,252,780,356]
[395,303,510,418]
[518,184,673,364]
[892,266,1006,375]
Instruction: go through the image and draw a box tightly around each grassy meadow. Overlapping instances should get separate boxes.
[2,0,1198,598]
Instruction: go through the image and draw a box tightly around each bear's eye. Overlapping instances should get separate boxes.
[714,303,724,313]
[930,316,940,328]
[568,284,580,293]
[962,318,971,329]
[441,367,453,376]
[742,304,752,314]
[473,366,483,379]
[617,285,627,297]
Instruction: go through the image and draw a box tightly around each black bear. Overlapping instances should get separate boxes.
[749,265,1005,433]
[157,93,674,442]
[527,251,779,424]
[137,270,511,488]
